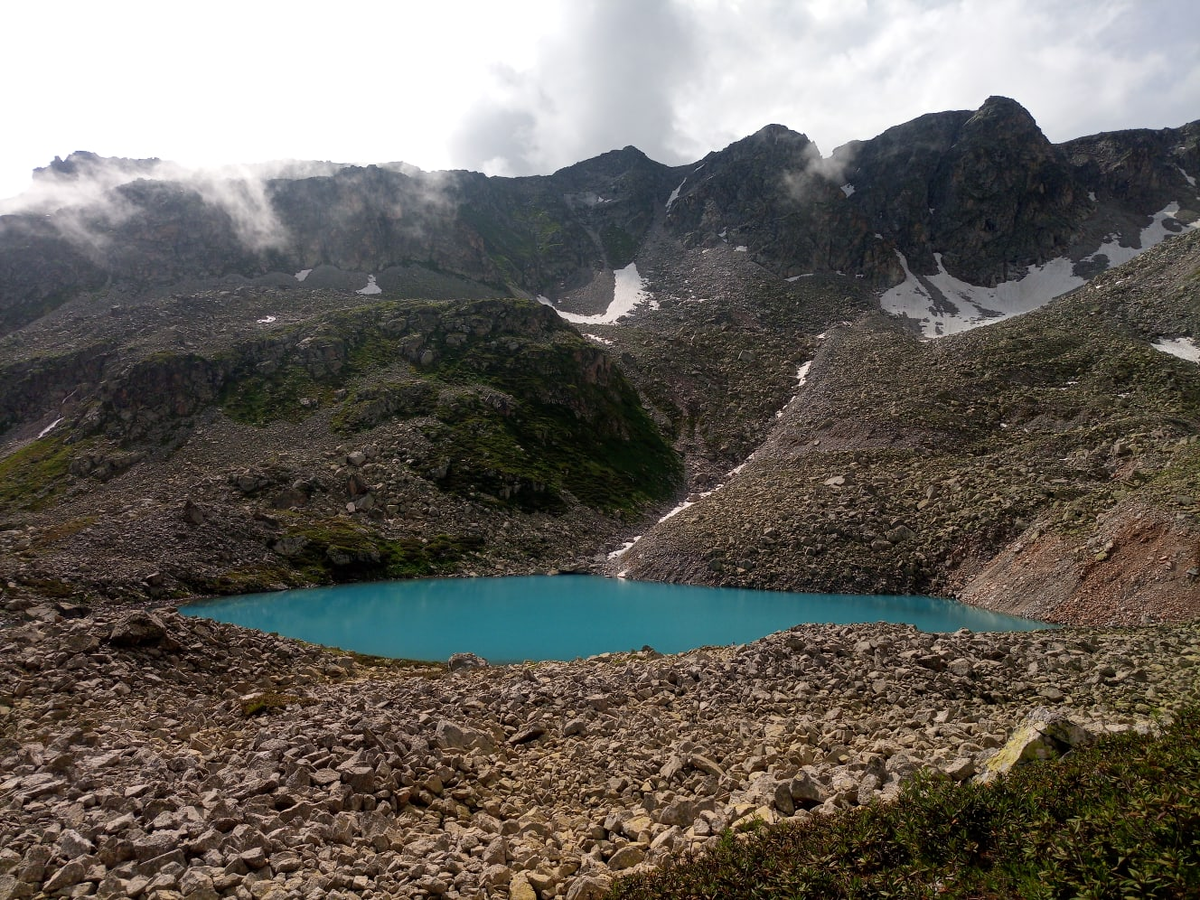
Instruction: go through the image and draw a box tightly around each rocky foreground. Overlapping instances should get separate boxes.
[2,600,1198,900]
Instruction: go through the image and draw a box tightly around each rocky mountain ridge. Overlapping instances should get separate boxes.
[3,97,1196,333]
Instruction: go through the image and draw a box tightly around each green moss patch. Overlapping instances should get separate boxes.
[0,435,76,513]
[238,692,313,717]
[278,517,486,583]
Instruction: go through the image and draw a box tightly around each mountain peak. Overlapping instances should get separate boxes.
[33,151,164,183]
[552,144,658,180]
[966,96,1041,133]
[750,123,812,145]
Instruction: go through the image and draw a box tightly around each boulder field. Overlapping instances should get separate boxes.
[2,600,1198,899]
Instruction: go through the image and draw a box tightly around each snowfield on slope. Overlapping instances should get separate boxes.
[540,262,652,325]
[1153,336,1200,363]
[882,203,1196,338]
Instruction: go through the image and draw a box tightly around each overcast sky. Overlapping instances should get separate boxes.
[2,0,1198,202]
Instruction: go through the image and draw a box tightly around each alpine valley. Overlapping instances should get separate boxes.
[1,95,1199,625]
[3,97,1200,900]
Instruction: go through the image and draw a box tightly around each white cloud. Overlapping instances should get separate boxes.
[1,0,1197,201]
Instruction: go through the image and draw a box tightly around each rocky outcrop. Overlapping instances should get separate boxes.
[661,97,1198,289]
[662,123,900,285]
[837,96,1092,285]
[1,604,1196,898]
[1063,119,1200,212]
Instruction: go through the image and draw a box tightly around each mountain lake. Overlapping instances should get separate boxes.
[180,575,1051,664]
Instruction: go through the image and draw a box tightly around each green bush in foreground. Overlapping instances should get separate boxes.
[608,707,1200,899]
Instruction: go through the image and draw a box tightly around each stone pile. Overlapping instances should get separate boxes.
[2,603,1198,899]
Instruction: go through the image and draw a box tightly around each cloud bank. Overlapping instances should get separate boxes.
[447,0,1200,176]
[1,0,1197,198]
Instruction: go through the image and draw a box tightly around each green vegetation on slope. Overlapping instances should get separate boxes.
[0,434,75,513]
[610,708,1200,900]
[178,516,488,596]
[215,297,681,515]
[426,312,683,514]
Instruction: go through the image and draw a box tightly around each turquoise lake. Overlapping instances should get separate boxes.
[180,575,1050,663]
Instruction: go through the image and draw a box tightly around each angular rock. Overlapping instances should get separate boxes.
[108,611,168,646]
[448,652,488,671]
[435,720,497,754]
[57,829,94,860]
[566,874,612,900]
[790,771,825,806]
[981,708,1094,781]
[607,844,646,870]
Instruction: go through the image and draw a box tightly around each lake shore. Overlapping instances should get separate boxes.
[2,603,1197,899]
[178,575,1048,664]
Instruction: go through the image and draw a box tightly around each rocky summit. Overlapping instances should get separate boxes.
[1,96,1200,897]
[1,606,1198,899]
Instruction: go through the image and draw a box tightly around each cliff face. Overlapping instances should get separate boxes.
[879,96,1089,284]
[661,124,899,286]
[1062,120,1200,209]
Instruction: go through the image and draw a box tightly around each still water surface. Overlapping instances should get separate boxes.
[181,576,1049,664]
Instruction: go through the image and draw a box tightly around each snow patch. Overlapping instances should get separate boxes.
[583,333,613,346]
[37,417,63,439]
[294,268,312,282]
[840,183,855,198]
[1088,191,1096,202]
[882,202,1195,338]
[666,179,686,210]
[552,263,651,325]
[1152,337,1200,362]
[774,360,814,418]
[610,452,766,559]
[1093,203,1192,269]
[785,274,813,282]
[608,538,641,560]
[356,274,382,295]
[734,245,748,253]
[256,315,277,324]
[1179,167,1197,188]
